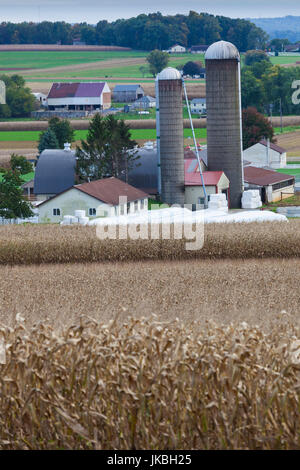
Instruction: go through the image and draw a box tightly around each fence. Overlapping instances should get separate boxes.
[0,216,39,225]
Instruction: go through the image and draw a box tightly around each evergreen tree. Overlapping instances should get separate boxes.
[48,117,75,148]
[76,113,139,183]
[0,169,33,220]
[38,128,59,155]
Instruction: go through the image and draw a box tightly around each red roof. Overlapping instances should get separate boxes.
[244,166,295,185]
[75,177,148,205]
[48,82,106,99]
[184,158,223,186]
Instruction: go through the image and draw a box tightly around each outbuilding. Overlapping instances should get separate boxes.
[133,95,156,109]
[37,177,149,223]
[184,158,230,206]
[113,84,145,103]
[244,166,295,203]
[243,139,287,169]
[34,145,76,201]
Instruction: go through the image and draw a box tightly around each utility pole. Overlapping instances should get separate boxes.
[279,97,283,133]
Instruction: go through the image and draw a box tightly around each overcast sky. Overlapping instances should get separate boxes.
[1,0,300,23]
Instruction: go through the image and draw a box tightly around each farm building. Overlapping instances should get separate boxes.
[22,179,35,201]
[184,158,230,206]
[133,95,156,109]
[37,177,149,223]
[47,82,111,111]
[34,145,76,201]
[190,45,209,53]
[113,84,145,103]
[167,45,186,53]
[243,140,287,169]
[244,166,295,203]
[190,98,206,114]
[32,92,47,107]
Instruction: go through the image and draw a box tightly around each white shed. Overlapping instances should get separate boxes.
[243,139,287,169]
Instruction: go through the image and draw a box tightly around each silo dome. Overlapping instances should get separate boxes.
[205,41,240,61]
[157,67,182,80]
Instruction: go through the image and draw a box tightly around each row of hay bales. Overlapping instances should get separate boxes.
[1,314,300,449]
[0,221,300,265]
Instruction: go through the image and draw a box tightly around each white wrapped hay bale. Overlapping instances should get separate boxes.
[74,210,86,218]
[78,217,89,226]
[242,190,262,209]
[208,193,228,212]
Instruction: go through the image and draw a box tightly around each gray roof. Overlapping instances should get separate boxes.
[135,95,156,103]
[113,84,143,92]
[34,149,76,195]
[191,98,206,104]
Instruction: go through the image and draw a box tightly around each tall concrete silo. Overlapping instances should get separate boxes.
[156,67,185,205]
[205,41,244,208]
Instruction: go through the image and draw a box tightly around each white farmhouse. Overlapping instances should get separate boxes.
[38,177,149,223]
[167,44,186,53]
[190,98,206,114]
[243,139,287,169]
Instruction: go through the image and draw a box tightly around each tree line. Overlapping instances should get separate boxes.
[242,50,300,116]
[0,11,267,51]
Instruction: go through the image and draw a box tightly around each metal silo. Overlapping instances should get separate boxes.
[156,67,185,205]
[205,41,244,208]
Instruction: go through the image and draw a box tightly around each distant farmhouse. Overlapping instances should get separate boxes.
[166,44,186,53]
[47,82,111,112]
[133,95,156,109]
[32,92,47,107]
[38,177,149,223]
[190,45,209,53]
[243,139,287,169]
[190,98,206,114]
[113,84,145,103]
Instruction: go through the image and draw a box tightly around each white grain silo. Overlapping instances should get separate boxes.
[205,41,244,208]
[156,67,185,205]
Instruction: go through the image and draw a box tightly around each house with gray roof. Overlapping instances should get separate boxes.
[34,145,76,201]
[113,84,145,102]
[133,95,156,109]
[190,98,206,114]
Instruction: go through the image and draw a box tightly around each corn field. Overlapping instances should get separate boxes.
[1,314,300,449]
[0,221,299,265]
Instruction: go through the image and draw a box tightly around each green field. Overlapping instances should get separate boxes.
[0,50,147,71]
[0,171,34,182]
[0,128,207,142]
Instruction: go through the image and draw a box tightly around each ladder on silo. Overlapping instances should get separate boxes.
[182,78,208,209]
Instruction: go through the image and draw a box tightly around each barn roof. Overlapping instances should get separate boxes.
[48,82,106,99]
[244,166,295,186]
[34,149,76,195]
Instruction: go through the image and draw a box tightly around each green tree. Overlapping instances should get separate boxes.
[244,50,270,66]
[76,113,139,183]
[10,154,33,175]
[38,128,59,155]
[182,61,202,76]
[242,107,275,150]
[48,117,75,148]
[0,169,33,220]
[0,74,35,118]
[146,49,169,77]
